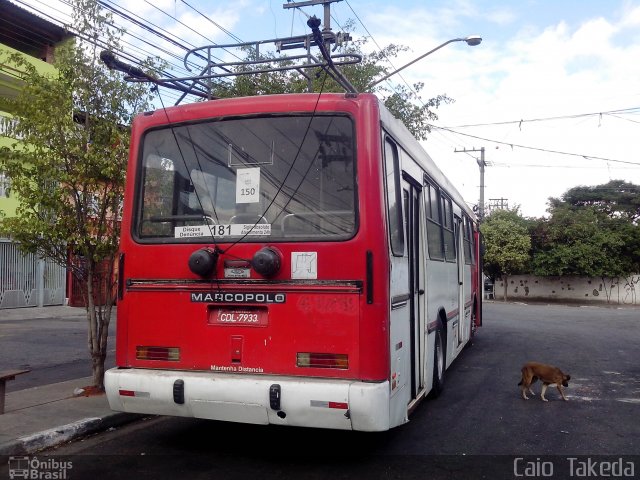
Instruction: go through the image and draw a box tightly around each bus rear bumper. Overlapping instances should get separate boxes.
[105,368,390,431]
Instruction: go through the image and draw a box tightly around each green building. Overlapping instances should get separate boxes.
[1,0,72,308]
[1,0,71,216]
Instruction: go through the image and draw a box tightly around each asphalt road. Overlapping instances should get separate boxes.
[0,308,116,391]
[5,302,640,479]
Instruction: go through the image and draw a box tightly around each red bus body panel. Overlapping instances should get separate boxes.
[116,94,390,382]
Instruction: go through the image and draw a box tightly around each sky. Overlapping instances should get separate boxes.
[12,0,640,218]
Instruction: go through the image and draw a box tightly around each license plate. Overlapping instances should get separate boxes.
[209,308,268,326]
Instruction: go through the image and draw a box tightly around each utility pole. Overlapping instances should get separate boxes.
[454,147,486,221]
[488,197,509,213]
[282,0,346,92]
[283,1,342,34]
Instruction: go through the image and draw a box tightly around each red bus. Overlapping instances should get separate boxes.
[105,92,481,431]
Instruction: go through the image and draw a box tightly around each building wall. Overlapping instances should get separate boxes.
[0,2,71,308]
[492,274,640,306]
[1,112,20,217]
[1,43,59,219]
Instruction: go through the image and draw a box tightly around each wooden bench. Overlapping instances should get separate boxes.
[0,369,30,414]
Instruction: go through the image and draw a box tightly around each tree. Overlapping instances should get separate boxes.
[556,180,640,275]
[560,180,640,224]
[0,0,156,390]
[480,209,532,300]
[533,191,640,277]
[208,31,452,140]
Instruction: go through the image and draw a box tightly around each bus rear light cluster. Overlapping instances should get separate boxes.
[136,346,180,361]
[119,389,150,398]
[296,352,348,369]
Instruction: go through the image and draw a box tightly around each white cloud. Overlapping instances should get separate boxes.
[17,0,640,217]
[359,4,640,217]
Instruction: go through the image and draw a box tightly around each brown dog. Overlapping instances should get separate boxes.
[518,362,570,401]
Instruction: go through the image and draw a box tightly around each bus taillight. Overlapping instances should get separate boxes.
[136,346,180,361]
[297,352,349,369]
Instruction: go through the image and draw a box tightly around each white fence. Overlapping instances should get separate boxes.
[0,239,66,309]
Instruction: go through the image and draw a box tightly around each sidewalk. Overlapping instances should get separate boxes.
[0,305,87,322]
[0,376,141,455]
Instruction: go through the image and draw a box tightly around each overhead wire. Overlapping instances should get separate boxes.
[338,4,640,176]
[431,124,640,167]
[101,3,199,69]
[48,0,208,100]
[179,0,244,45]
[139,0,243,63]
[41,0,201,78]
[0,18,63,50]
[287,0,419,98]
[343,0,424,100]
[13,0,203,102]
[491,162,640,170]
[605,113,640,125]
[442,107,640,129]
[104,0,280,98]
[19,0,636,170]
[97,1,211,65]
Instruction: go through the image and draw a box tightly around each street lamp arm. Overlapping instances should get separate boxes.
[366,36,482,90]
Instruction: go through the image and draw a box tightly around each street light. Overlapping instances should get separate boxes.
[366,35,482,90]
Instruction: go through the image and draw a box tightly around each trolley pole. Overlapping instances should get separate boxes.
[454,147,486,221]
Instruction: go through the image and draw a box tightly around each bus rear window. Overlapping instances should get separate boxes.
[135,115,356,242]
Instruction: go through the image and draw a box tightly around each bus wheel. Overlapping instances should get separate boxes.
[430,326,446,398]
[465,306,476,349]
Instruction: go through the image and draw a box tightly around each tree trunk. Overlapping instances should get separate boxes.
[503,274,509,301]
[83,257,115,392]
[92,352,106,391]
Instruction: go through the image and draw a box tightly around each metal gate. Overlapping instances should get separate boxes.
[0,239,66,309]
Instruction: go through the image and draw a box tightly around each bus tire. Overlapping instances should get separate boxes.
[465,300,477,350]
[430,325,446,398]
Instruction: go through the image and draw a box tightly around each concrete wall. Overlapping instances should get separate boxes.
[491,274,640,306]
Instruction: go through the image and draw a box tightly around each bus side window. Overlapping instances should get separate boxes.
[441,195,456,262]
[384,139,404,256]
[463,215,474,265]
[425,182,444,260]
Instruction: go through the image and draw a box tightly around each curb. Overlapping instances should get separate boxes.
[0,413,142,456]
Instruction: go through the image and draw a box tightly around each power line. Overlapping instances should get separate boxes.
[442,107,640,129]
[606,113,640,125]
[97,1,202,60]
[179,0,243,44]
[19,0,187,75]
[343,0,419,97]
[139,0,242,63]
[432,124,640,166]
[101,1,205,71]
[11,0,196,102]
[491,162,640,170]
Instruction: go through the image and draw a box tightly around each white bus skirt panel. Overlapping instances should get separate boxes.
[105,368,391,432]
